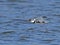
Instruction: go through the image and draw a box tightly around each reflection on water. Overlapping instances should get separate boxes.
[0,0,60,45]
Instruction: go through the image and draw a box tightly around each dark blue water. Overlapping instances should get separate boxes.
[0,0,60,45]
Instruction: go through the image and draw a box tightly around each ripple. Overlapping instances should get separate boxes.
[51,44,59,45]
[51,29,60,33]
[0,31,16,35]
[18,35,30,42]
[0,21,12,24]
[54,26,60,28]
[7,0,17,2]
[0,15,7,18]
[54,7,60,8]
[41,39,55,44]
[53,14,60,17]
[39,30,51,33]
[54,2,60,4]
[7,0,32,3]
[26,27,35,32]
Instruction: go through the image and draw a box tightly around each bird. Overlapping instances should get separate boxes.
[28,16,48,24]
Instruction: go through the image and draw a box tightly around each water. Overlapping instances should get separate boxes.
[0,0,60,45]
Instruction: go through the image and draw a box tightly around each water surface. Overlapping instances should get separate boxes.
[0,0,60,45]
